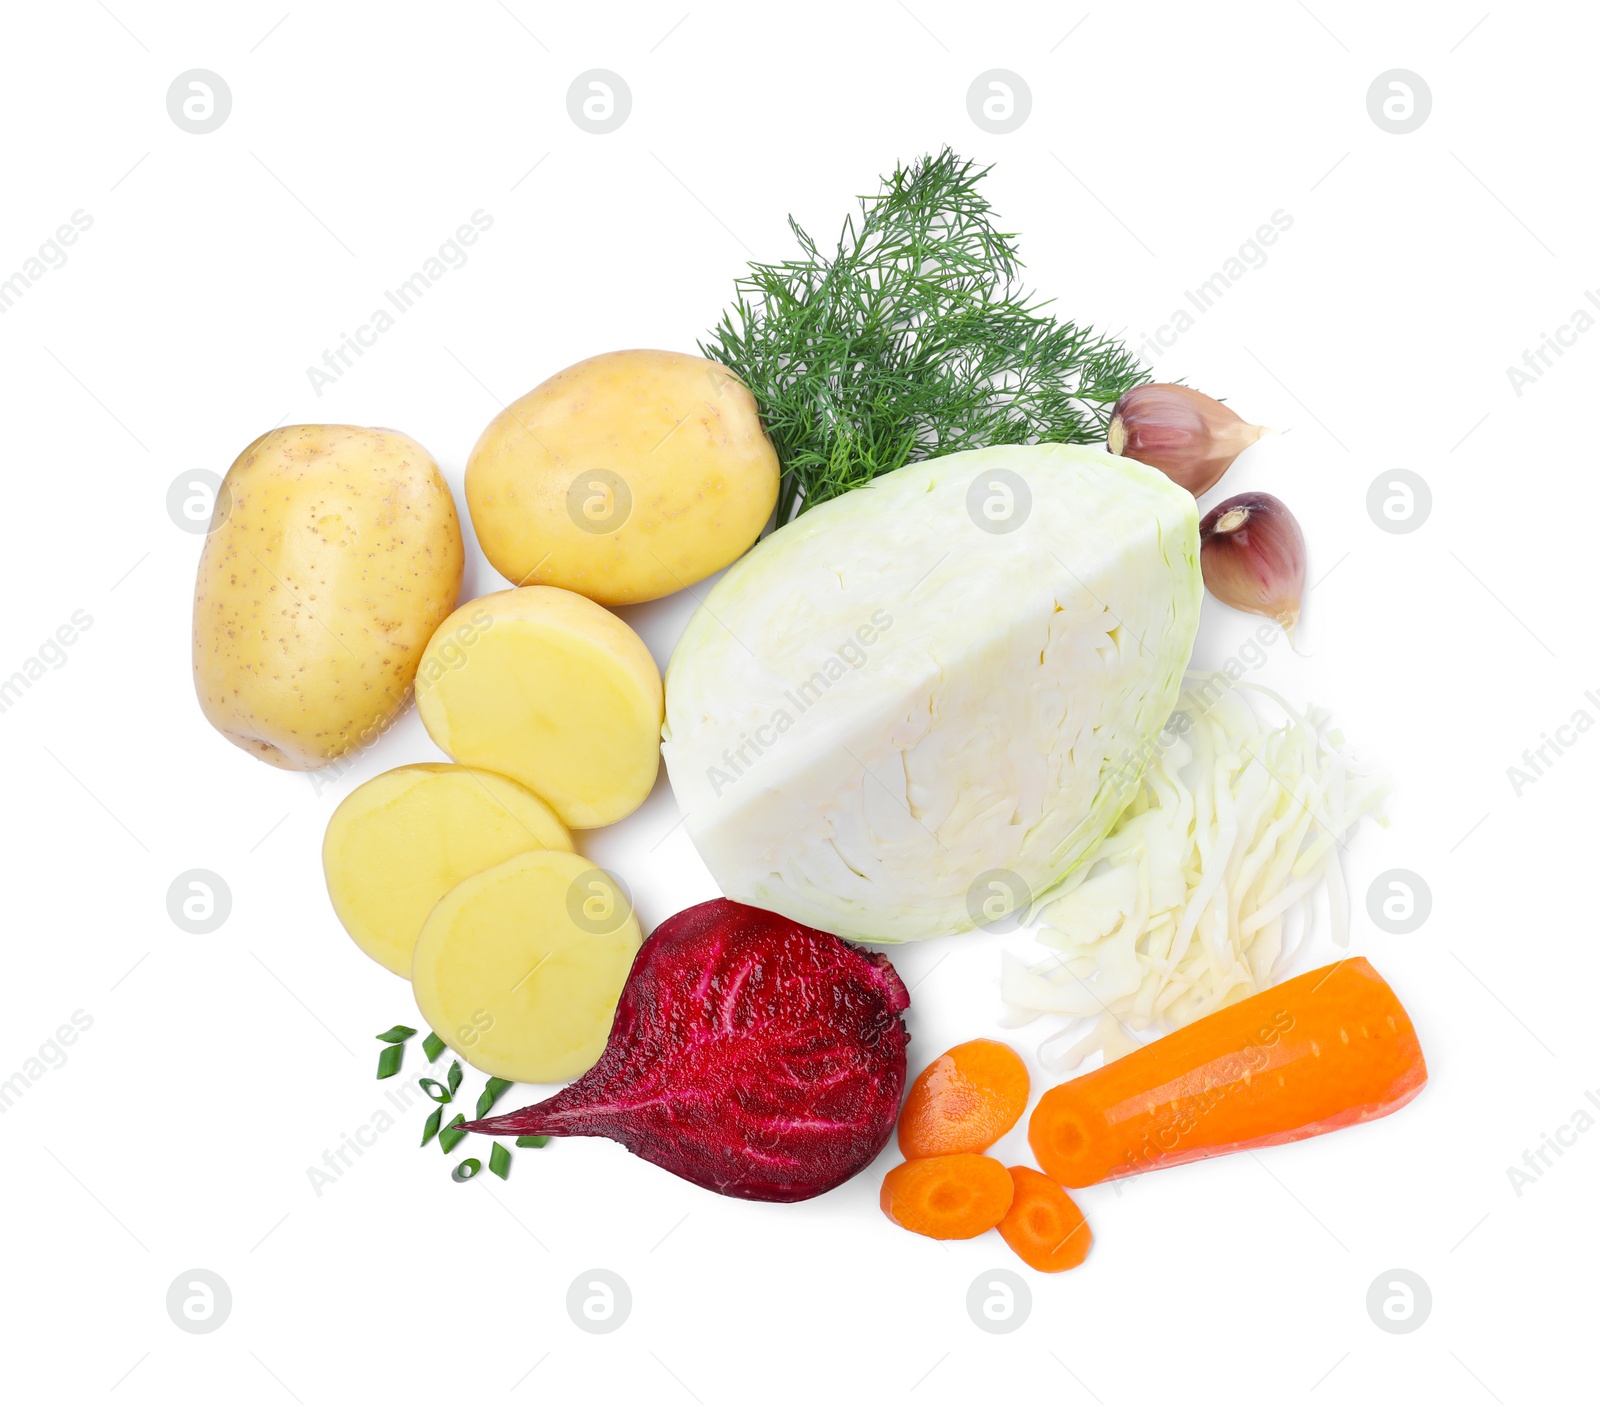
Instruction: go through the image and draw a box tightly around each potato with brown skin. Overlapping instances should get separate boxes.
[192,425,464,770]
[465,349,779,605]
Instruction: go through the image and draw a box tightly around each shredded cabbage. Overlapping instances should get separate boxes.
[1000,676,1387,1072]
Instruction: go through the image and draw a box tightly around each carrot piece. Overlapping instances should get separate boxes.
[880,1154,1014,1240]
[897,1039,1030,1158]
[999,1166,1092,1272]
[1030,957,1427,1187]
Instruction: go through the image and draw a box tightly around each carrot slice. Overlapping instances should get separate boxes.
[1030,957,1427,1187]
[880,1154,1014,1240]
[898,1039,1029,1158]
[999,1166,1092,1272]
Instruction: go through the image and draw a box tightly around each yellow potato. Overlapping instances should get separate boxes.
[415,587,663,828]
[322,763,572,977]
[412,849,642,1083]
[192,425,463,769]
[464,349,778,605]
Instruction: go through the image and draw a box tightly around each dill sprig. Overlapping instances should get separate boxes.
[702,149,1150,524]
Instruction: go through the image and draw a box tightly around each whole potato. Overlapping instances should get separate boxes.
[465,349,778,605]
[193,425,464,770]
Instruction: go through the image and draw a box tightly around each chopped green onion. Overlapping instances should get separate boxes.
[418,1078,451,1104]
[375,1025,416,1043]
[376,1044,403,1079]
[422,1031,446,1062]
[476,1077,513,1119]
[447,1060,463,1097]
[439,1114,467,1154]
[516,1135,550,1149]
[420,1107,443,1146]
[451,1157,482,1182]
[489,1142,511,1180]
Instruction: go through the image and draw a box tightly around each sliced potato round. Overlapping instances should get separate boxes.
[414,587,663,828]
[322,763,572,977]
[412,849,642,1083]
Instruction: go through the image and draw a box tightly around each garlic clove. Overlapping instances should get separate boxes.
[1198,491,1305,638]
[1107,384,1267,496]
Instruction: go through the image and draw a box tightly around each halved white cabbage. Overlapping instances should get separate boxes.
[661,444,1202,943]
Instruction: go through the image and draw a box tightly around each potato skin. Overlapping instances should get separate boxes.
[192,425,464,770]
[464,349,779,605]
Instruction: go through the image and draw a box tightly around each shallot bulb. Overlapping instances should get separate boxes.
[1199,492,1305,638]
[1107,384,1267,496]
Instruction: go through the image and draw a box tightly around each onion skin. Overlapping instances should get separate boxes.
[1199,491,1305,636]
[1107,384,1266,496]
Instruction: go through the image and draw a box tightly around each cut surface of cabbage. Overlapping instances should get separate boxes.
[661,444,1202,944]
[1001,678,1387,1071]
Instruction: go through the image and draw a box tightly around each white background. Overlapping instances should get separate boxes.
[2,1,1594,1401]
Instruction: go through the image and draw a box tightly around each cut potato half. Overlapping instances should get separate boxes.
[415,587,664,828]
[322,763,571,977]
[412,849,643,1083]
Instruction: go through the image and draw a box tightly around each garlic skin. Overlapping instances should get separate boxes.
[1198,492,1305,636]
[1107,384,1266,496]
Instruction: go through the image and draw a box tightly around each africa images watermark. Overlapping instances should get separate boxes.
[1132,210,1294,364]
[306,1072,431,1197]
[1105,619,1287,795]
[0,1010,93,1114]
[0,609,94,717]
[1504,687,1600,796]
[0,210,93,315]
[1120,1007,1295,1180]
[305,209,494,396]
[1505,284,1600,397]
[704,609,895,798]
[1505,1081,1600,1197]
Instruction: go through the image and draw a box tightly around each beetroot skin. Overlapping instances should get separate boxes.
[464,898,911,1201]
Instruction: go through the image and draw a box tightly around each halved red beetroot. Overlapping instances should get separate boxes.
[464,898,911,1202]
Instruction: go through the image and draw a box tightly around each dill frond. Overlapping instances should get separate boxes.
[701,149,1150,523]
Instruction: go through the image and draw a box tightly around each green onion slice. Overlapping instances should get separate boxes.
[515,1135,550,1149]
[418,1078,451,1104]
[451,1158,482,1182]
[422,1031,446,1062]
[447,1060,463,1096]
[375,1025,416,1043]
[439,1115,468,1154]
[420,1107,443,1146]
[376,1044,403,1080]
[489,1142,511,1180]
[476,1077,513,1119]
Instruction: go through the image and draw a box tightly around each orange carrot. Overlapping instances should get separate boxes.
[1030,957,1427,1187]
[999,1166,1092,1272]
[880,1154,1014,1240]
[898,1039,1030,1158]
